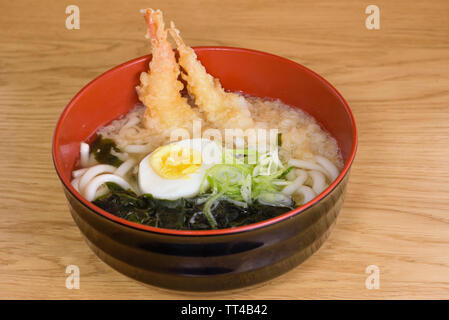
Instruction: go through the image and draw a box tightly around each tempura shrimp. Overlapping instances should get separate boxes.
[136,9,199,133]
[169,22,254,130]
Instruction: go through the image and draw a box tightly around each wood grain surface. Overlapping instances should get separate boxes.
[1,0,449,299]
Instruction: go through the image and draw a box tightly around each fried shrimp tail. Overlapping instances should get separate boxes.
[169,22,254,130]
[136,9,199,133]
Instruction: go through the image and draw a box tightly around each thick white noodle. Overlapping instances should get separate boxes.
[110,149,130,161]
[315,155,339,181]
[71,176,81,192]
[124,144,153,154]
[80,142,90,168]
[121,115,140,129]
[72,168,88,178]
[94,184,109,200]
[285,169,297,181]
[272,180,290,186]
[309,170,327,194]
[87,153,98,166]
[258,192,292,207]
[115,159,136,177]
[288,159,329,177]
[282,169,307,196]
[297,185,316,204]
[78,164,117,193]
[84,174,134,201]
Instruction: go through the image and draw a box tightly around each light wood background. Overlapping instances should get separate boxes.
[1,0,448,299]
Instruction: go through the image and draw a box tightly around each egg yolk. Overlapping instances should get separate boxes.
[150,145,202,179]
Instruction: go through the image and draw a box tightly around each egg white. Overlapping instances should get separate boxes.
[138,138,222,200]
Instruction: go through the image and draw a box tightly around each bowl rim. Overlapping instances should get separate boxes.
[53,46,357,237]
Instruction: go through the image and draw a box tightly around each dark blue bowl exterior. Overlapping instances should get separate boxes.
[63,172,349,291]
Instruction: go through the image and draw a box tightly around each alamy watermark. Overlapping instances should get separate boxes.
[65,265,80,289]
[365,5,380,30]
[66,5,80,30]
[165,120,280,168]
[365,265,380,289]
[65,5,380,31]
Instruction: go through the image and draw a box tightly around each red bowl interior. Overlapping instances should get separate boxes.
[53,47,357,236]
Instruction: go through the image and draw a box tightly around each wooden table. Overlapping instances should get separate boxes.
[1,0,448,299]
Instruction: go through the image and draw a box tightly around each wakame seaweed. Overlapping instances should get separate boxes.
[90,135,123,167]
[93,183,294,230]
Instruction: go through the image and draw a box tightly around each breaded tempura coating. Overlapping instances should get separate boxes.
[136,9,199,133]
[169,22,254,130]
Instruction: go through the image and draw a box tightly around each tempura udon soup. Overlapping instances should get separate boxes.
[70,8,342,230]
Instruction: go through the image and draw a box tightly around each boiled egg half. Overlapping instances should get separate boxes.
[138,138,222,200]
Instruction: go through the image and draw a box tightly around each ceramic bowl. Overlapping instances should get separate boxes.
[53,47,357,291]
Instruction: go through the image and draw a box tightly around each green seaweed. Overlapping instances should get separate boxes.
[90,135,123,167]
[92,183,294,230]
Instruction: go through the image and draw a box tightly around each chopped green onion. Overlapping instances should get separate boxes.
[198,146,294,228]
[203,192,223,229]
